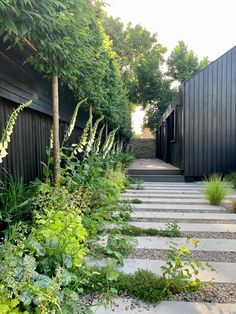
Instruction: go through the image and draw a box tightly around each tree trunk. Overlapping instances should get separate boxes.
[52,75,60,184]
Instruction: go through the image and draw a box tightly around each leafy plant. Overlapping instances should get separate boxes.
[111,221,181,237]
[229,172,236,189]
[0,176,36,226]
[204,173,229,205]
[161,239,213,293]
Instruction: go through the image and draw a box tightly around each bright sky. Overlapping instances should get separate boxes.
[105,0,236,61]
[105,0,236,134]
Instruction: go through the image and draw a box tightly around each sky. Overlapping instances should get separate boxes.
[104,0,236,134]
[105,0,236,61]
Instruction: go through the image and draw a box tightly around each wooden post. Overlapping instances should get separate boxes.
[52,75,60,184]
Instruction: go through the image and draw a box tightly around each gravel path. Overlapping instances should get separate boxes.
[181,231,236,239]
[128,249,236,263]
[132,217,236,224]
[172,283,236,303]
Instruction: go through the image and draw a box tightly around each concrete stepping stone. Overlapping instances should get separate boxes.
[123,193,236,200]
[127,189,202,194]
[133,237,236,252]
[95,299,236,314]
[123,197,209,204]
[133,204,228,212]
[128,222,236,233]
[121,259,236,283]
[131,211,236,220]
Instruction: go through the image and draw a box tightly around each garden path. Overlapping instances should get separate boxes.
[96,182,236,313]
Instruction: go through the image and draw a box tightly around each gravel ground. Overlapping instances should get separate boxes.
[131,217,236,224]
[172,283,236,303]
[127,249,236,263]
[181,231,236,239]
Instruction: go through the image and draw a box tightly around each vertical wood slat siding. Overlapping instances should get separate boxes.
[183,47,236,176]
[0,98,85,182]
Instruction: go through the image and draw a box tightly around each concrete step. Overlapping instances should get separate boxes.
[132,236,236,252]
[133,203,229,212]
[128,169,182,176]
[95,299,236,314]
[130,175,185,182]
[123,197,209,204]
[121,259,236,283]
[127,189,202,194]
[128,222,236,233]
[131,211,236,221]
[123,193,236,200]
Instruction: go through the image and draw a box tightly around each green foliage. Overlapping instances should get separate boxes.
[204,173,229,205]
[0,176,36,225]
[167,40,210,83]
[0,1,131,136]
[123,198,142,204]
[112,221,181,237]
[161,239,209,292]
[229,172,236,189]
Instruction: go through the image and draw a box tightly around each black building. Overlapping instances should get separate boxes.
[156,46,236,179]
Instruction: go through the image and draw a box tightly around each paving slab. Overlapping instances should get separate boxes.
[128,158,180,171]
[94,299,236,314]
[124,193,236,200]
[133,237,236,252]
[133,204,228,211]
[127,189,202,194]
[121,259,236,283]
[131,211,236,220]
[128,222,236,232]
[123,197,209,204]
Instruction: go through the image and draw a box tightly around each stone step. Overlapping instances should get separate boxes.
[132,237,236,252]
[133,203,229,212]
[128,222,236,233]
[123,197,209,204]
[130,175,185,182]
[128,168,182,175]
[124,193,236,199]
[121,259,236,283]
[95,299,236,314]
[131,211,236,221]
[127,189,202,194]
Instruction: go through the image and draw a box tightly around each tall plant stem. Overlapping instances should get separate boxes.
[52,75,60,184]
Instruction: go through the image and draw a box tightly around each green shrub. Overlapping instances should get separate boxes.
[117,270,170,303]
[204,173,229,205]
[230,172,236,189]
[0,176,36,226]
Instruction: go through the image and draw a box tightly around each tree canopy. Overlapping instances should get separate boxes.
[167,40,210,83]
[0,0,131,136]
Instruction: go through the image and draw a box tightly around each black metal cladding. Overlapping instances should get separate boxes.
[156,46,236,177]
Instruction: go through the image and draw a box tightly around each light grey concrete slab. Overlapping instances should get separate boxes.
[123,197,209,204]
[124,193,206,198]
[128,222,236,232]
[128,158,180,171]
[121,259,236,283]
[133,237,236,252]
[94,299,236,314]
[127,189,202,194]
[133,204,228,211]
[123,193,236,200]
[131,211,236,220]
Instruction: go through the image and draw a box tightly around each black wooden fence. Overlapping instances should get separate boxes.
[0,40,120,182]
